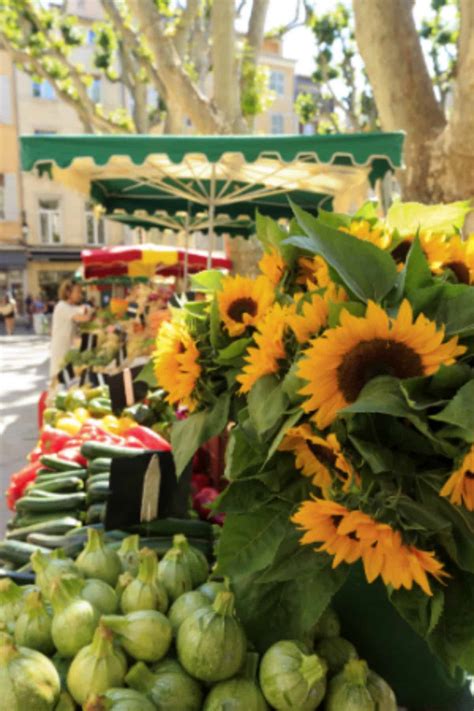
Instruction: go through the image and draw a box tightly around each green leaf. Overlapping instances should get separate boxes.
[403,235,434,295]
[170,394,230,476]
[255,211,294,261]
[286,200,398,302]
[224,425,267,480]
[134,359,157,388]
[386,200,471,235]
[216,501,291,578]
[209,297,223,349]
[429,573,474,674]
[349,435,405,475]
[390,586,445,641]
[248,375,289,436]
[353,201,379,220]
[317,208,351,229]
[190,269,223,292]
[215,337,252,365]
[216,479,274,514]
[266,409,303,462]
[431,380,474,440]
[328,301,366,328]
[434,285,474,337]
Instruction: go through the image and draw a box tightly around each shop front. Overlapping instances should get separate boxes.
[0,247,27,314]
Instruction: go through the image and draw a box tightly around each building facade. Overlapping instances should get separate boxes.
[254,37,298,135]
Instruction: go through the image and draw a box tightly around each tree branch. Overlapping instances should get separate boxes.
[212,0,245,132]
[174,0,200,59]
[126,0,221,134]
[353,0,445,139]
[449,0,474,153]
[247,0,270,55]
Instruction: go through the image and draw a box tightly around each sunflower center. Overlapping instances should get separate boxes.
[465,470,474,480]
[337,338,424,402]
[391,239,412,263]
[443,260,470,285]
[331,515,344,528]
[227,297,258,323]
[307,442,337,468]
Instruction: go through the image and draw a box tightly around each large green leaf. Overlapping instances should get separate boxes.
[431,380,474,441]
[248,375,289,437]
[390,586,445,641]
[286,200,398,302]
[170,394,230,476]
[215,337,252,365]
[434,285,474,337]
[429,573,474,675]
[403,236,434,295]
[256,211,295,262]
[216,479,274,514]
[386,200,471,235]
[190,269,224,292]
[134,359,157,388]
[224,424,266,480]
[216,501,292,578]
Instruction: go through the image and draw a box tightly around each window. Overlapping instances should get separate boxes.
[270,70,285,96]
[39,199,61,244]
[85,203,105,245]
[0,76,12,124]
[32,80,56,100]
[87,29,96,44]
[0,175,4,220]
[270,113,284,134]
[88,79,101,103]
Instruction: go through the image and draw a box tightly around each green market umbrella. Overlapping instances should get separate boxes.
[21,132,404,265]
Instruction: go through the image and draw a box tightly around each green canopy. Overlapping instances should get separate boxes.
[21,132,404,262]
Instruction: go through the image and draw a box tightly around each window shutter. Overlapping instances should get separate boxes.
[0,76,12,124]
[4,173,18,221]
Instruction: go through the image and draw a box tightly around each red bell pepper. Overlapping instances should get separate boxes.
[124,426,171,451]
[6,461,43,511]
[55,446,88,468]
[38,427,72,455]
[192,486,225,526]
[78,421,124,445]
[122,435,148,449]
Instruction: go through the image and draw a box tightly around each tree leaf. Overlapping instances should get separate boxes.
[286,200,398,302]
[190,269,224,292]
[248,375,289,436]
[386,200,471,235]
[431,380,474,440]
[170,394,230,476]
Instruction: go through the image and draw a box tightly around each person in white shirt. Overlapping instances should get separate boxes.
[50,280,93,378]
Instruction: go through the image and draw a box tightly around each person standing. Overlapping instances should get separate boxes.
[50,280,93,378]
[32,294,45,335]
[25,293,33,329]
[0,291,17,335]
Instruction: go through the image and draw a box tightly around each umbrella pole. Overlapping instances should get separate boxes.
[207,165,216,269]
[184,208,190,291]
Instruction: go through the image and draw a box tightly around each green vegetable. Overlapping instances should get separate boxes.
[14,590,54,655]
[315,637,358,675]
[367,669,397,710]
[168,590,211,633]
[52,653,70,690]
[6,517,82,542]
[197,579,229,602]
[86,480,110,503]
[88,458,112,474]
[132,517,213,540]
[86,504,106,524]
[117,534,140,575]
[84,689,156,711]
[29,477,84,494]
[65,388,88,411]
[312,607,340,640]
[81,578,118,615]
[35,469,88,483]
[326,659,379,711]
[53,690,76,711]
[171,534,208,586]
[158,547,193,602]
[67,622,127,706]
[102,610,172,662]
[120,548,168,614]
[203,652,269,711]
[259,640,327,711]
[76,529,121,586]
[0,579,23,630]
[0,631,60,710]
[50,576,99,657]
[81,442,144,460]
[88,397,112,416]
[15,492,86,513]
[31,550,79,600]
[126,659,202,711]
[0,540,50,565]
[39,455,84,472]
[177,591,246,683]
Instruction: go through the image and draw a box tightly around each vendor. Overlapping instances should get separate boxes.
[50,280,94,378]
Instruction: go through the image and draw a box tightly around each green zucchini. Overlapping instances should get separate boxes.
[85,504,106,524]
[25,489,59,498]
[16,492,87,513]
[131,517,213,540]
[0,540,50,565]
[6,517,82,541]
[29,477,84,494]
[88,458,112,473]
[12,510,84,528]
[86,481,110,504]
[39,455,84,472]
[36,468,55,476]
[35,469,87,483]
[81,441,144,460]
[25,532,84,549]
[86,473,110,489]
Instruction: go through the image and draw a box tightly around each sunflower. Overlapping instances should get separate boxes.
[259,248,285,286]
[217,275,274,337]
[293,499,448,595]
[297,256,331,289]
[286,293,329,344]
[279,424,355,492]
[154,319,201,411]
[298,299,466,429]
[236,303,288,393]
[438,235,474,285]
[339,219,392,250]
[391,231,449,267]
[440,446,474,511]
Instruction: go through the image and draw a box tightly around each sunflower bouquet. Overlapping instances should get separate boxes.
[153,200,474,682]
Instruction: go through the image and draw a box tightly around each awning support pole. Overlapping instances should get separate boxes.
[184,204,190,290]
[207,165,216,269]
